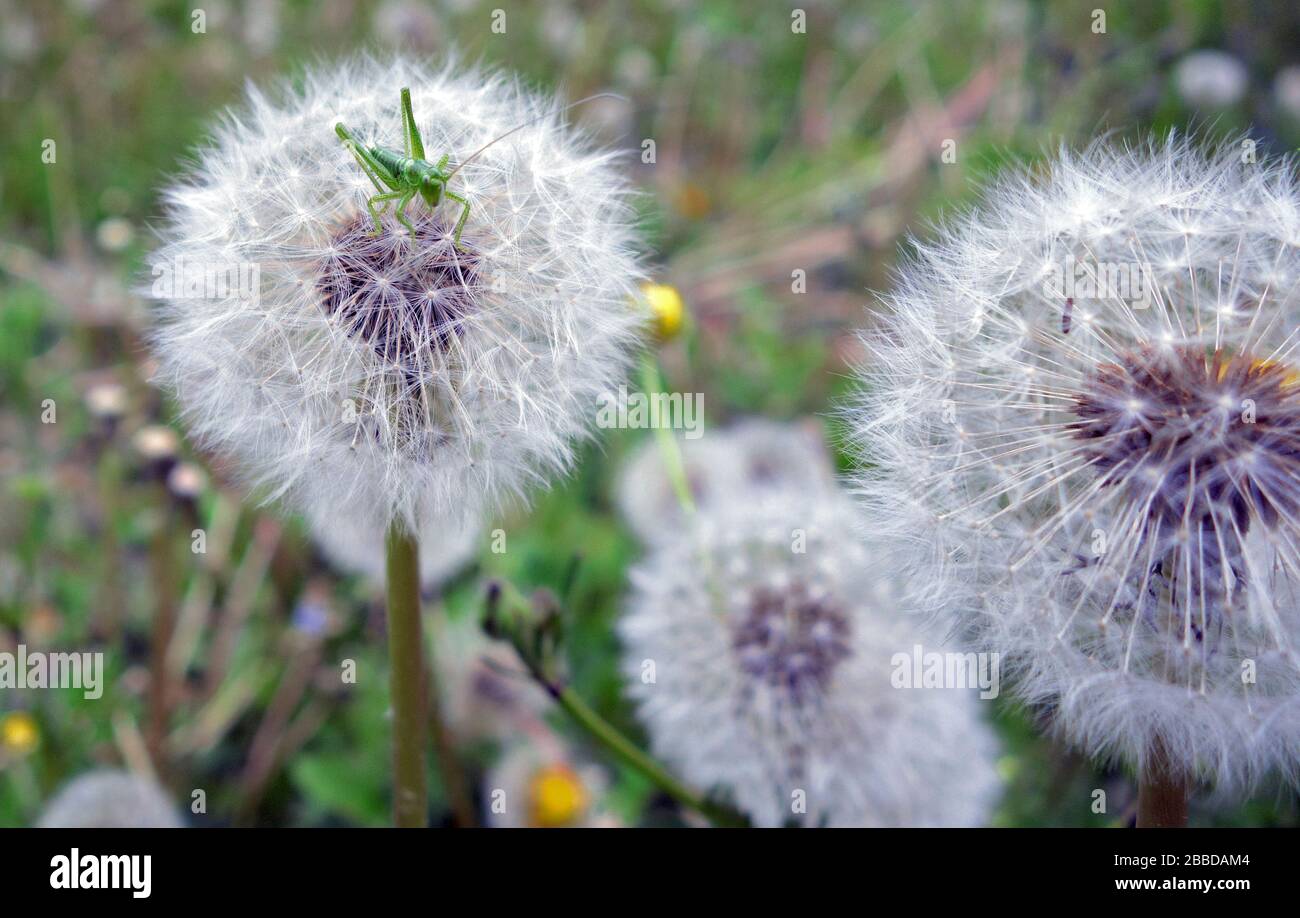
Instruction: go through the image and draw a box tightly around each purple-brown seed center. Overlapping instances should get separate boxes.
[1070,346,1300,537]
[1067,346,1300,641]
[316,212,479,369]
[732,582,852,703]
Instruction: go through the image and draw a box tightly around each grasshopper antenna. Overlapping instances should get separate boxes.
[446,92,626,180]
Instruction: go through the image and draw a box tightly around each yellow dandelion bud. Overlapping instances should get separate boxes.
[1,711,39,756]
[527,763,589,828]
[642,282,686,342]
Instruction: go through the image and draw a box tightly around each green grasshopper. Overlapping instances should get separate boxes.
[335,87,618,250]
[335,88,470,247]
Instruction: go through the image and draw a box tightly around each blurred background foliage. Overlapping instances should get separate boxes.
[2,0,1300,827]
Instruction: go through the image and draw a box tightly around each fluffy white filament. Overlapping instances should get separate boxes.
[620,489,1001,827]
[850,135,1300,790]
[37,770,182,828]
[148,57,645,534]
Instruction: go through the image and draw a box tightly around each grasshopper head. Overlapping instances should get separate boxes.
[419,171,443,206]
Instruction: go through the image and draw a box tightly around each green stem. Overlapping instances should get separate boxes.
[640,356,695,515]
[485,582,744,827]
[385,521,428,828]
[552,683,746,827]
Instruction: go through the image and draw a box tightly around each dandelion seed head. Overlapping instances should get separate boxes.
[849,135,1300,789]
[147,57,646,533]
[620,489,1001,827]
[316,213,481,371]
[85,381,128,421]
[1174,50,1249,110]
[37,770,183,829]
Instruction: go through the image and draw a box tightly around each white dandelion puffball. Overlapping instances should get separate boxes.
[620,489,1002,827]
[616,417,836,544]
[37,770,183,828]
[1173,50,1248,109]
[850,135,1300,790]
[148,58,646,534]
[308,504,480,591]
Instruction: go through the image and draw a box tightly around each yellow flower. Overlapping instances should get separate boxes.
[527,763,589,827]
[642,282,686,342]
[1,711,39,756]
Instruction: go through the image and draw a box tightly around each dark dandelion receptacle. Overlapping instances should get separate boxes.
[1069,345,1300,639]
[317,213,481,368]
[1071,346,1300,534]
[732,581,852,704]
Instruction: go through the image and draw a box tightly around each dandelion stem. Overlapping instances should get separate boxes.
[385,521,428,828]
[640,356,695,515]
[1137,573,1190,828]
[551,683,746,827]
[1136,737,1188,828]
[484,581,745,827]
